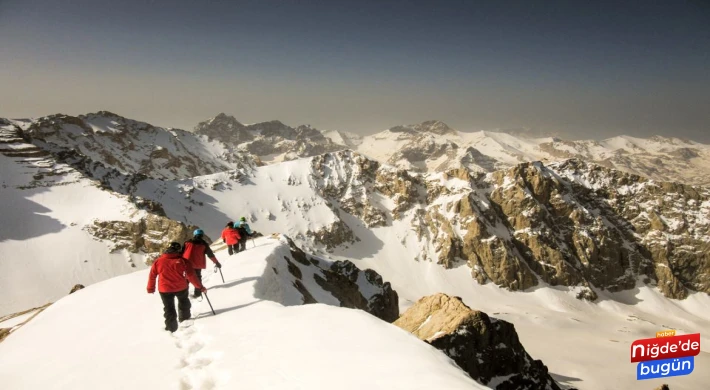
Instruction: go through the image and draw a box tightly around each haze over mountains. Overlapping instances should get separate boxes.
[1,110,709,389]
[194,113,710,186]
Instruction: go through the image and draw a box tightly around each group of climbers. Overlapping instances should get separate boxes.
[220,217,254,255]
[146,218,256,333]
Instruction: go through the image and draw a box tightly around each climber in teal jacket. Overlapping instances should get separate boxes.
[235,217,253,251]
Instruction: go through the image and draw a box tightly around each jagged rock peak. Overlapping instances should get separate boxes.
[412,120,457,135]
[196,113,245,130]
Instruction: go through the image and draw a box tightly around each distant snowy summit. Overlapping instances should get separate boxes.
[345,120,710,186]
[2,111,256,183]
[194,113,346,164]
[193,113,710,185]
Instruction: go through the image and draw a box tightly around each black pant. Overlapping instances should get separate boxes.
[193,269,203,297]
[227,244,238,255]
[238,237,247,252]
[159,289,191,332]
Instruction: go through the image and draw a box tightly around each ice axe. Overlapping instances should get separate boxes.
[204,292,216,315]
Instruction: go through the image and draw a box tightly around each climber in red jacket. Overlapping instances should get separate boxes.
[183,229,221,298]
[147,242,206,332]
[221,221,242,256]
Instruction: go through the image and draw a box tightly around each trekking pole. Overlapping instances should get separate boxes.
[251,236,256,248]
[213,265,225,283]
[204,292,216,315]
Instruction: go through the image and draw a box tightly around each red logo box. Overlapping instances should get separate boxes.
[631,333,700,363]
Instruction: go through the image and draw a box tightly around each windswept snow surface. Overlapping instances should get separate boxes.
[0,237,485,390]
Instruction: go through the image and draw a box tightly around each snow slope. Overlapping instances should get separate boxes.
[0,150,151,316]
[0,236,485,390]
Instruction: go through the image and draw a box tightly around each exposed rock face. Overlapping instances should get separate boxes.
[194,113,252,144]
[395,294,560,390]
[307,220,357,251]
[194,114,346,162]
[310,151,388,228]
[69,284,85,294]
[85,214,197,254]
[411,159,710,300]
[257,235,399,322]
[460,147,499,172]
[300,152,709,300]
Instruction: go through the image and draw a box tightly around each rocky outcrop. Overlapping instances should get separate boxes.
[395,294,560,390]
[257,235,399,322]
[69,284,85,294]
[85,214,197,255]
[307,220,356,251]
[375,167,423,219]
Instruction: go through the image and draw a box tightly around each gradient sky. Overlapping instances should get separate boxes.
[1,0,709,141]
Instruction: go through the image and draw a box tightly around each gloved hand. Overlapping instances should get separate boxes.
[200,286,207,293]
[147,289,155,294]
[215,261,222,268]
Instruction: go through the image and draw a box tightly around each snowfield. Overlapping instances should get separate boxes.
[0,237,486,390]
[0,153,150,316]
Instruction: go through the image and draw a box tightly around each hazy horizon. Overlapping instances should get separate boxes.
[1,0,709,142]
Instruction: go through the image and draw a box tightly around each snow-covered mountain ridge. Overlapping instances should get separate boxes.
[6,111,707,186]
[3,112,256,183]
[133,150,709,302]
[339,120,710,186]
[194,113,346,164]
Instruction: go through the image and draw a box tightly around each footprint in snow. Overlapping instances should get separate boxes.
[173,320,226,389]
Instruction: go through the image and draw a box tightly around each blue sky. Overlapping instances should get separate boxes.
[1,0,708,141]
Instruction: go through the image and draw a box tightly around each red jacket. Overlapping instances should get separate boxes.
[221,227,241,245]
[183,238,218,269]
[147,252,203,293]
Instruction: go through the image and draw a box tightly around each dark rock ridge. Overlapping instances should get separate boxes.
[256,235,399,322]
[395,293,561,390]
